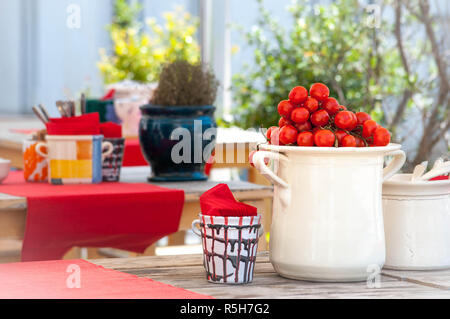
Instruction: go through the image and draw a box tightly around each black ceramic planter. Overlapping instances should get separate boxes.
[139,104,217,182]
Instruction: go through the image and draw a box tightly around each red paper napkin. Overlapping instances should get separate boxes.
[0,171,185,261]
[101,89,116,101]
[100,122,122,138]
[200,184,257,217]
[46,113,101,135]
[0,259,212,299]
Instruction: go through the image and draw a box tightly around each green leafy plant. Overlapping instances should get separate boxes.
[98,2,201,84]
[231,0,449,168]
[231,0,405,129]
[151,60,219,106]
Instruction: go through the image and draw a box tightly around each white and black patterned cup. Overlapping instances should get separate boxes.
[102,138,125,182]
[192,214,263,284]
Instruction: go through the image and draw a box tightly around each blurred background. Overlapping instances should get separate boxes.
[0,0,448,170]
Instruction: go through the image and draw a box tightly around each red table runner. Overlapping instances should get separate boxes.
[0,171,184,262]
[0,259,211,299]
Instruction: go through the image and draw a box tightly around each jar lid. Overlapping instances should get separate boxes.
[383,174,450,197]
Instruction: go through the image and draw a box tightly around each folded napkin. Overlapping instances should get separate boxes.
[100,122,122,138]
[46,113,100,135]
[200,183,257,217]
[101,89,116,101]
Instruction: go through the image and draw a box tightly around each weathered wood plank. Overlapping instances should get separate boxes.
[382,268,450,290]
[92,253,450,299]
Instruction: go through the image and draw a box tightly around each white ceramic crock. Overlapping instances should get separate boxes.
[383,173,450,270]
[253,143,406,282]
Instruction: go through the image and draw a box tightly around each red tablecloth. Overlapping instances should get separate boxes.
[123,139,148,167]
[0,259,212,299]
[0,171,185,262]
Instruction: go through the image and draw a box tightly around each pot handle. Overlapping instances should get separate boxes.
[383,150,406,182]
[252,151,289,188]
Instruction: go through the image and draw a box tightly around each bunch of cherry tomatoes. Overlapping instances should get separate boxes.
[266,83,391,147]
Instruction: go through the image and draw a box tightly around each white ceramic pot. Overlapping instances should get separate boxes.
[253,143,405,282]
[383,173,450,270]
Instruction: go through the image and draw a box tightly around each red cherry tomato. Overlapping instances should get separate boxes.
[341,135,357,147]
[270,127,282,145]
[310,109,330,127]
[314,129,335,147]
[373,127,391,146]
[356,112,371,126]
[266,126,277,141]
[278,117,291,127]
[277,100,295,118]
[297,131,314,146]
[249,150,269,167]
[335,130,347,146]
[362,120,379,138]
[322,97,340,115]
[339,105,347,111]
[290,107,310,124]
[303,97,319,113]
[355,136,366,147]
[309,83,330,102]
[335,111,357,130]
[295,121,312,132]
[289,86,308,105]
[279,125,298,145]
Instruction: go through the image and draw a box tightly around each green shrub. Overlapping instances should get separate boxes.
[98,2,200,84]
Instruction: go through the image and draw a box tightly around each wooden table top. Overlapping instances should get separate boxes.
[0,167,273,208]
[92,252,450,299]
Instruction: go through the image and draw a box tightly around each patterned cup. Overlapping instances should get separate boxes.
[23,139,48,182]
[35,135,113,185]
[102,138,125,182]
[192,214,263,284]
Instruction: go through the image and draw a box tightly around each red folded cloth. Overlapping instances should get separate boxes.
[0,171,185,262]
[101,89,116,101]
[46,113,101,135]
[200,183,257,217]
[100,122,122,138]
[0,259,212,299]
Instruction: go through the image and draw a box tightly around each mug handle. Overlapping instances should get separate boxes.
[101,141,114,161]
[35,142,48,158]
[192,219,202,237]
[383,150,406,182]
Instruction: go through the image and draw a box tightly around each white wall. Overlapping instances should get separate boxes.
[0,0,113,116]
[0,0,22,114]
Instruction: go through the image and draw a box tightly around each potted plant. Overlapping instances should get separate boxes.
[139,60,219,181]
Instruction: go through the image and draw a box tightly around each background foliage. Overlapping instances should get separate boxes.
[98,0,201,84]
[231,0,449,168]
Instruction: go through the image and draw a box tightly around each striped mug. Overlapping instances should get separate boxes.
[36,135,113,184]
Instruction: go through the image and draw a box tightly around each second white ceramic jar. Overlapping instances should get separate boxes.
[383,174,450,270]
